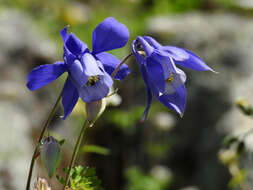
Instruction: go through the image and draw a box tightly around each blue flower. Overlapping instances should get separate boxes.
[132,36,215,120]
[27,17,130,119]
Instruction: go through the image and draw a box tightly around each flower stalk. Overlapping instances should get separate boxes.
[26,87,64,190]
[111,53,133,78]
[63,53,132,189]
[63,119,89,189]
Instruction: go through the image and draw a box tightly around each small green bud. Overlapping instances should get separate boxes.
[40,136,62,178]
[85,98,106,127]
[34,177,51,190]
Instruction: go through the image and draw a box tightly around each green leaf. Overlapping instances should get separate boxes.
[56,174,66,185]
[80,145,110,156]
[59,139,66,146]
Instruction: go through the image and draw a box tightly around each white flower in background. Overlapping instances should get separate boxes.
[106,88,122,106]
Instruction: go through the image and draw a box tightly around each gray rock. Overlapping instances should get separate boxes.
[147,12,253,190]
[0,9,62,189]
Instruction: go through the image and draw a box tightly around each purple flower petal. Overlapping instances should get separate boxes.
[140,63,186,118]
[96,52,130,80]
[136,36,154,57]
[78,72,113,102]
[143,36,162,49]
[92,17,129,54]
[161,46,189,61]
[81,53,104,76]
[178,49,215,72]
[145,53,167,93]
[164,68,186,95]
[68,59,88,88]
[62,77,79,119]
[142,88,152,121]
[63,46,76,65]
[60,26,69,43]
[132,39,145,65]
[157,85,186,117]
[27,61,66,91]
[163,46,214,71]
[65,33,88,56]
[140,65,153,121]
[147,72,186,116]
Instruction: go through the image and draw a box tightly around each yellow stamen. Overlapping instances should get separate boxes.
[87,76,99,86]
[138,50,146,57]
[166,73,174,83]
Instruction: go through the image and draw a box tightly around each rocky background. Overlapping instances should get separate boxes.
[1,0,253,190]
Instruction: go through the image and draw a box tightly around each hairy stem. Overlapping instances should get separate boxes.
[26,87,63,190]
[63,120,89,189]
[111,53,133,78]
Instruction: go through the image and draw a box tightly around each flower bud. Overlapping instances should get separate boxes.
[40,136,62,178]
[34,177,51,190]
[85,98,106,127]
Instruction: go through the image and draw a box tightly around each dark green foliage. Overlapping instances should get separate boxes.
[57,166,104,190]
[59,139,66,146]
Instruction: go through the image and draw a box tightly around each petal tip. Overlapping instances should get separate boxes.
[92,17,129,53]
[26,82,35,91]
[211,69,219,74]
[141,113,147,122]
[60,115,66,120]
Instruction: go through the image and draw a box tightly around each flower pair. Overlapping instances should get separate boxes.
[132,36,214,120]
[27,17,214,120]
[27,17,130,119]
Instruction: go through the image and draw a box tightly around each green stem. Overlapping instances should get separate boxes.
[111,53,133,78]
[63,53,133,189]
[63,119,89,189]
[26,87,64,190]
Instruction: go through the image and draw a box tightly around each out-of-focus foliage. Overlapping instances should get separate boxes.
[125,167,172,190]
[104,106,144,132]
[144,142,170,160]
[80,145,110,156]
[219,99,253,190]
[219,136,247,190]
[236,98,253,116]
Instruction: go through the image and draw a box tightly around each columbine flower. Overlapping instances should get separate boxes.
[27,17,130,119]
[132,36,215,120]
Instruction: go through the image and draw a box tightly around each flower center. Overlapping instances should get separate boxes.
[87,76,99,87]
[135,40,146,58]
[166,73,174,83]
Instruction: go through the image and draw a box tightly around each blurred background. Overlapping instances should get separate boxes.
[1,0,253,189]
